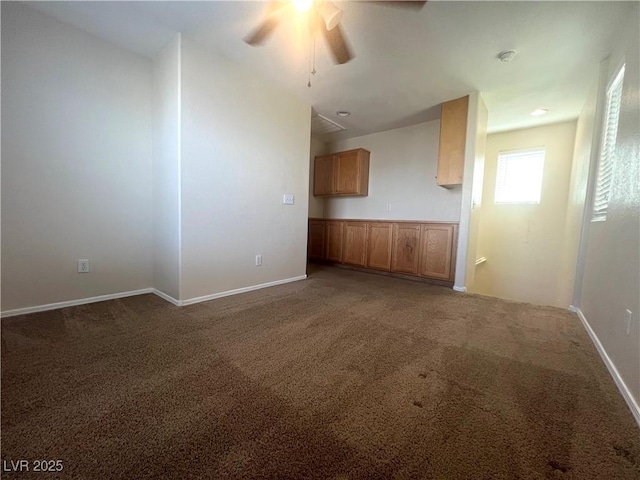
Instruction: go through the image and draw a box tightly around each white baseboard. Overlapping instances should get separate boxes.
[453,285,467,293]
[181,275,308,306]
[1,276,308,318]
[151,289,181,306]
[1,288,154,318]
[573,306,640,427]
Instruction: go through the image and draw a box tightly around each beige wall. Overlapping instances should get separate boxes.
[324,121,462,221]
[180,38,311,301]
[1,5,312,311]
[472,121,577,307]
[557,68,601,309]
[576,3,640,411]
[1,3,153,311]
[152,35,181,300]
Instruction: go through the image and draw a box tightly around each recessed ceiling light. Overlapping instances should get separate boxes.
[531,109,549,116]
[498,50,518,63]
[336,111,350,117]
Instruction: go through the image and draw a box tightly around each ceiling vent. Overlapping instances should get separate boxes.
[311,114,346,135]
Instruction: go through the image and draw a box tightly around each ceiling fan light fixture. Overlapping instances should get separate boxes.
[318,2,343,30]
[292,0,313,13]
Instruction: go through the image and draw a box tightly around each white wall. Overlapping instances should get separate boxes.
[557,68,601,309]
[1,3,153,311]
[308,137,326,218]
[576,3,640,414]
[179,38,311,301]
[460,93,488,291]
[324,121,462,221]
[152,35,181,301]
[472,121,578,307]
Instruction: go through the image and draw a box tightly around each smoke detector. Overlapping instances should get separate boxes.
[498,50,518,63]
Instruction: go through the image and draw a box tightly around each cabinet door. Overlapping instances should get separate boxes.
[335,150,361,194]
[314,155,335,196]
[437,96,468,188]
[308,220,326,260]
[391,224,421,275]
[367,223,393,271]
[325,221,344,263]
[343,222,367,267]
[419,224,454,280]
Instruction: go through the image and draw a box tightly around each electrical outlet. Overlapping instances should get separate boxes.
[255,255,262,266]
[624,309,633,334]
[77,259,90,273]
[386,204,392,212]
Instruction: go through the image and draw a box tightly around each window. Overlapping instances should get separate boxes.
[593,63,625,221]
[494,148,545,204]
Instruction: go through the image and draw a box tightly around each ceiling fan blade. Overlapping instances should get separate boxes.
[244,1,289,46]
[244,16,280,45]
[321,23,353,65]
[367,1,427,10]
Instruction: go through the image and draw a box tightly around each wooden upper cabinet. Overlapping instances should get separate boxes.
[419,224,455,280]
[308,220,326,260]
[343,222,368,267]
[367,223,393,271]
[314,155,335,196]
[313,148,370,196]
[391,224,421,275]
[437,95,468,188]
[325,221,345,263]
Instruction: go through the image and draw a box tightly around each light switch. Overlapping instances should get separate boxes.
[283,194,294,205]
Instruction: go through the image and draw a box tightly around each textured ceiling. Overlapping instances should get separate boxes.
[27,1,632,141]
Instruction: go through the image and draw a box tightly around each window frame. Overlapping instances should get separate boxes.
[494,147,546,205]
[592,62,625,222]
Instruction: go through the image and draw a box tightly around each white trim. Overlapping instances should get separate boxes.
[181,275,308,306]
[152,289,182,306]
[453,286,467,293]
[573,307,640,427]
[0,276,308,317]
[177,32,183,303]
[1,288,154,318]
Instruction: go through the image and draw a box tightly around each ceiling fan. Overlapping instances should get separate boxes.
[244,1,427,65]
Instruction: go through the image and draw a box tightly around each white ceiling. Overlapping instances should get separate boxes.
[27,1,632,142]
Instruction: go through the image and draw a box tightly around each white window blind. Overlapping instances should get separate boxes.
[593,64,625,221]
[494,148,545,204]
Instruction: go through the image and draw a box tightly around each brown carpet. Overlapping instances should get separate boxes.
[2,265,639,479]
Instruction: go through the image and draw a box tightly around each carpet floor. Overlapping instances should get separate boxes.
[2,265,639,479]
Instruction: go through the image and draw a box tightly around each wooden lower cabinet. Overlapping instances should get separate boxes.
[308,220,325,260]
[419,224,454,280]
[343,222,368,267]
[392,224,421,275]
[367,223,393,270]
[325,221,344,263]
[308,218,457,284]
